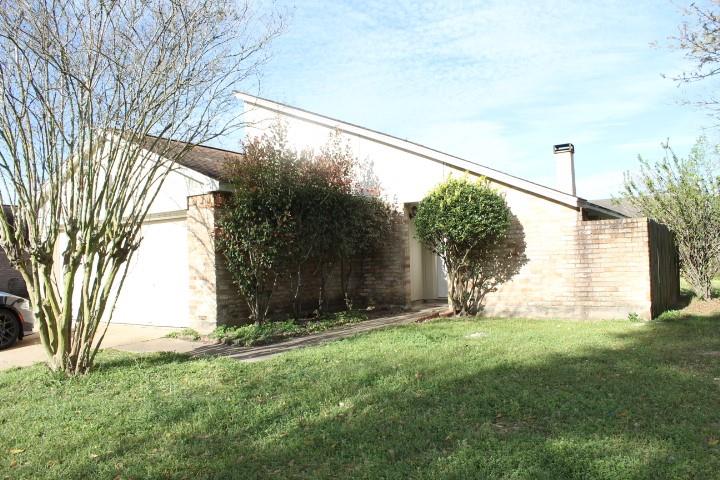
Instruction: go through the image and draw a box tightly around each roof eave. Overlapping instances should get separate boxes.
[580,200,627,219]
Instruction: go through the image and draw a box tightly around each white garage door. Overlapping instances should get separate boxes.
[111,218,189,327]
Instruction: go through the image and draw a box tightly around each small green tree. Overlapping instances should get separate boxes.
[219,128,394,322]
[284,154,346,319]
[622,137,720,300]
[414,176,513,316]
[309,131,392,311]
[217,135,298,325]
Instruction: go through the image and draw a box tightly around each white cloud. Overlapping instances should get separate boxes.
[249,0,711,189]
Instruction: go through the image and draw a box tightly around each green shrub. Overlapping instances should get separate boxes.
[414,176,521,316]
[622,136,720,300]
[217,133,299,325]
[655,310,685,322]
[210,311,369,347]
[218,128,392,324]
[165,328,201,341]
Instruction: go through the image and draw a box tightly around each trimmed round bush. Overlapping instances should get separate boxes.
[414,176,512,315]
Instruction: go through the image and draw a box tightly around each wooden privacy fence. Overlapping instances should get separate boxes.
[648,220,679,317]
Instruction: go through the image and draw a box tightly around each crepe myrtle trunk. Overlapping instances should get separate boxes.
[0,0,283,374]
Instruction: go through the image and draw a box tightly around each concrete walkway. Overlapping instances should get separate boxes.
[0,305,449,370]
[118,304,450,363]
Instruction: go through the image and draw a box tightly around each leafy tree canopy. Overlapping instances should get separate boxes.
[414,176,516,316]
[622,136,720,300]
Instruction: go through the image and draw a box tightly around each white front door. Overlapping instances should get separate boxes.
[436,256,448,298]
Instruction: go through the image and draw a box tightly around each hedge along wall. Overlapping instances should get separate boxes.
[226,209,409,324]
[188,192,410,330]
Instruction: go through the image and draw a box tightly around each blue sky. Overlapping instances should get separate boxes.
[234,0,715,199]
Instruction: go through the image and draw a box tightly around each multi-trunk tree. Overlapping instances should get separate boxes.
[0,0,282,374]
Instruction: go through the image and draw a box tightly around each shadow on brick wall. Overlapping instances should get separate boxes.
[474,213,529,314]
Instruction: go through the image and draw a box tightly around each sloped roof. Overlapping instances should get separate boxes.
[236,92,610,211]
[590,198,641,218]
[142,135,241,180]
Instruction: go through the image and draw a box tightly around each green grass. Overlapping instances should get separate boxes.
[2,315,720,479]
[165,327,202,341]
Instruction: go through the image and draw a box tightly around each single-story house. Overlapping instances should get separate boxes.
[2,94,679,331]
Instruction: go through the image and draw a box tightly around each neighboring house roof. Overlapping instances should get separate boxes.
[235,92,622,217]
[590,198,642,218]
[142,135,241,180]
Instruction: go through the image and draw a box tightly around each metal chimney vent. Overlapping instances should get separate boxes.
[553,143,575,154]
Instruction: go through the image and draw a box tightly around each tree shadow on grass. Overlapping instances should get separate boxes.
[8,316,720,479]
[92,350,193,372]
[226,317,720,479]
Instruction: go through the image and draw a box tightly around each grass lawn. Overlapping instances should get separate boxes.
[2,315,720,479]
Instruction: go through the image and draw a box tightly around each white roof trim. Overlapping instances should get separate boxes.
[236,92,584,209]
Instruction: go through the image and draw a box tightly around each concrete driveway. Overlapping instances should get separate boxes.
[0,324,177,371]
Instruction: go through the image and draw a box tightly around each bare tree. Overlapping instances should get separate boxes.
[0,0,283,374]
[671,1,720,112]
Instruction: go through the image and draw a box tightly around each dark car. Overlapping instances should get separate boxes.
[0,292,34,350]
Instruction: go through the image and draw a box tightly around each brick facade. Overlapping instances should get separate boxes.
[186,193,411,331]
[186,191,679,330]
[481,216,678,320]
[0,192,679,330]
[187,192,245,332]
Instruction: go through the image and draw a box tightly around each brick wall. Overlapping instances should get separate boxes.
[187,192,245,332]
[188,189,679,328]
[482,216,678,320]
[187,193,410,330]
[355,210,411,307]
[261,211,409,320]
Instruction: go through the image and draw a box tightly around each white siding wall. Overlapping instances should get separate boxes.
[147,165,218,214]
[243,108,452,206]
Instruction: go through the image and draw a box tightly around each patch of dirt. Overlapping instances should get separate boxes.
[465,331,490,339]
[679,298,720,317]
[490,414,527,435]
